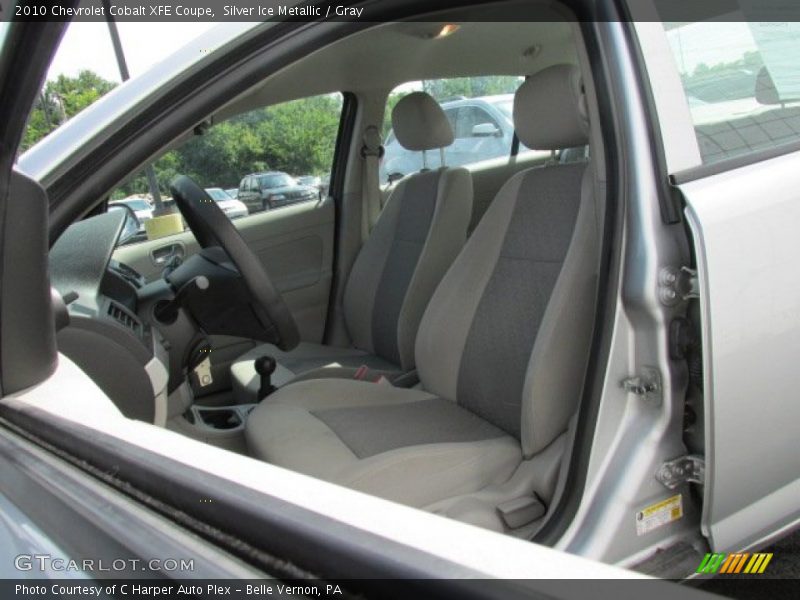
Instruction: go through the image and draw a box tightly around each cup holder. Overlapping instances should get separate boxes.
[196,407,242,430]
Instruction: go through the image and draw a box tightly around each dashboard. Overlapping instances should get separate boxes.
[49,211,169,423]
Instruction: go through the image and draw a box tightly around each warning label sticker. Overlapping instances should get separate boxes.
[635,494,683,536]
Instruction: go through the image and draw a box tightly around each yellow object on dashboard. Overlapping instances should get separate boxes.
[144,213,184,241]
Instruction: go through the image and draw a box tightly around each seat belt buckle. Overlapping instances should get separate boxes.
[353,365,391,385]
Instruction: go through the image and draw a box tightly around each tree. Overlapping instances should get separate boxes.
[22,70,117,151]
[112,94,345,198]
[422,76,522,101]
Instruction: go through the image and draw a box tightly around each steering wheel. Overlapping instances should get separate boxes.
[169,175,300,352]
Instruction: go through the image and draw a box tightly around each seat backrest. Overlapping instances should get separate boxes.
[415,65,599,459]
[343,92,473,370]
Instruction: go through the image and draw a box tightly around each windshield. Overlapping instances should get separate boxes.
[205,188,231,201]
[19,22,221,155]
[260,174,294,188]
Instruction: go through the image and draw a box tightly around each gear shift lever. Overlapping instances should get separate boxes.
[254,355,277,400]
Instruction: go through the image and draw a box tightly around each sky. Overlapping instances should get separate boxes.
[46,22,216,82]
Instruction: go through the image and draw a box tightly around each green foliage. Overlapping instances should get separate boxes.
[23,70,344,198]
[422,75,522,102]
[681,50,764,103]
[22,70,118,152]
[24,71,524,200]
[115,94,344,197]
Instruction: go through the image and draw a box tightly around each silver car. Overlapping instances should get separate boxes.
[382,94,517,180]
[204,187,249,220]
[2,4,799,592]
[108,196,154,230]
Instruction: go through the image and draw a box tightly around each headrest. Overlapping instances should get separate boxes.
[514,64,589,150]
[391,92,455,151]
[755,66,780,105]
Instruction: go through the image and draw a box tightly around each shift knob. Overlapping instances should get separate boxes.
[254,355,277,400]
[254,355,276,376]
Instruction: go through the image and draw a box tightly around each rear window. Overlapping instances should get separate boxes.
[665,21,800,165]
[381,76,547,182]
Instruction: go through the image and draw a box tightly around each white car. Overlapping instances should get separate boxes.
[108,196,154,229]
[204,187,249,220]
[3,2,800,594]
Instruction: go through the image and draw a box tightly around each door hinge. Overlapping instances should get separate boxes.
[622,367,662,406]
[657,455,705,489]
[658,266,699,306]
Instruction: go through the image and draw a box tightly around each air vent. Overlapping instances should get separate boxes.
[107,301,142,336]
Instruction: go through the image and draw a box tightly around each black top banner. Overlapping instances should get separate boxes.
[4,0,800,23]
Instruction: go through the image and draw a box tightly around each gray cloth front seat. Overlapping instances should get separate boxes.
[231,92,472,402]
[245,64,600,509]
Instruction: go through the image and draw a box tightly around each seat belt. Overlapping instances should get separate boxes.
[360,125,384,243]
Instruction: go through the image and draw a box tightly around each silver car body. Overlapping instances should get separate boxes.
[632,18,800,554]
[8,8,800,577]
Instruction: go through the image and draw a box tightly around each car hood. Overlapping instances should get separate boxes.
[217,199,246,211]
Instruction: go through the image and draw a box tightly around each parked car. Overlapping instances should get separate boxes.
[296,175,324,198]
[381,94,523,181]
[204,187,249,220]
[224,187,239,199]
[237,171,319,212]
[108,196,153,230]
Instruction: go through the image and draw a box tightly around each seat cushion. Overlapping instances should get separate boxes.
[230,342,400,404]
[245,379,522,507]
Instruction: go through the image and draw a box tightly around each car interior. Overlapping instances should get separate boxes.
[45,3,611,537]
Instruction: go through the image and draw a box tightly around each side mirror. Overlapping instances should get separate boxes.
[471,123,502,138]
[108,204,143,246]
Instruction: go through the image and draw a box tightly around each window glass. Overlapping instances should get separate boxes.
[111,93,342,245]
[665,21,800,165]
[381,76,548,182]
[20,21,218,155]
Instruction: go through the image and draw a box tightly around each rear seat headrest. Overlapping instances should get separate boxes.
[514,64,589,150]
[391,92,455,151]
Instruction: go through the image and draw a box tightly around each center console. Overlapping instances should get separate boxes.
[186,403,256,432]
